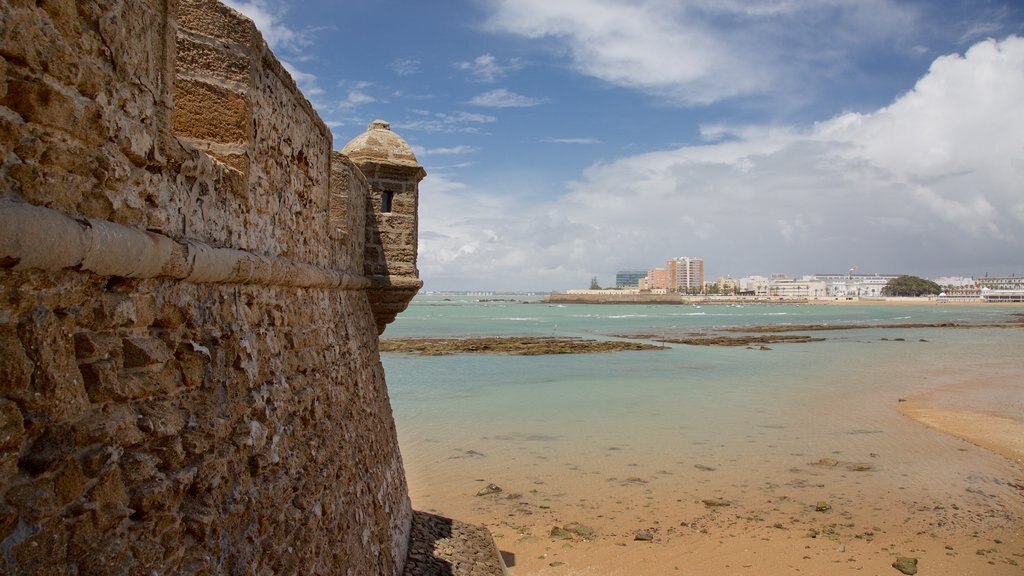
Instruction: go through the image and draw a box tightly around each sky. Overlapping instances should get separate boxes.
[222,0,1024,292]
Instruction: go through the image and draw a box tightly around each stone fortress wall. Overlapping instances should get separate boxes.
[0,1,431,573]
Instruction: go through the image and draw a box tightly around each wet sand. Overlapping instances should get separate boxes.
[403,382,1024,575]
[900,403,1024,468]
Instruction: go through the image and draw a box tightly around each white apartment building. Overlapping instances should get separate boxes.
[754,278,827,299]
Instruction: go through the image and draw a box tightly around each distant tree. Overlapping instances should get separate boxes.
[590,276,602,290]
[882,275,942,297]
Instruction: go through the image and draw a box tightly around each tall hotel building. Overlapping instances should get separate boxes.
[669,257,704,292]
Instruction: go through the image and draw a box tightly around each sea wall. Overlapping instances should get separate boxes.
[0,1,411,574]
[545,293,685,304]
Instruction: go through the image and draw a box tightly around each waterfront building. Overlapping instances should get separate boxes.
[616,269,648,288]
[977,275,1024,291]
[715,276,738,294]
[981,287,1024,302]
[755,278,827,299]
[669,257,704,292]
[738,275,770,293]
[811,273,899,297]
[647,267,670,290]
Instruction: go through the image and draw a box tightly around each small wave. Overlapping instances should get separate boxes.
[496,317,538,321]
[606,314,650,319]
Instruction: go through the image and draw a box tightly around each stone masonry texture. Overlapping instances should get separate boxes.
[0,0,444,573]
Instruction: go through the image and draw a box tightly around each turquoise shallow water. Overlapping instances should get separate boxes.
[382,296,1024,541]
[385,296,1022,434]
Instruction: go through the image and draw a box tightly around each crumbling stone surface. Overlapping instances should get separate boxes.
[403,511,509,576]
[0,0,429,574]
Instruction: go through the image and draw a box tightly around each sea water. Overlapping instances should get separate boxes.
[382,295,1024,550]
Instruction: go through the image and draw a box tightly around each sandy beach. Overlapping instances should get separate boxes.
[402,371,1024,575]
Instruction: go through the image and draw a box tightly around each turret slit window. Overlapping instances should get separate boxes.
[381,190,394,213]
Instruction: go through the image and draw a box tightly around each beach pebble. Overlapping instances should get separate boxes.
[563,522,595,538]
[815,500,832,512]
[476,483,502,496]
[634,530,654,541]
[550,527,573,540]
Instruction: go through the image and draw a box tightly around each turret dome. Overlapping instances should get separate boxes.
[341,120,421,168]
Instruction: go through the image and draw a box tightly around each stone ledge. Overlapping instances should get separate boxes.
[402,511,508,576]
[0,199,368,290]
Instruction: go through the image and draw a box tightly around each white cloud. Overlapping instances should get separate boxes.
[222,0,309,52]
[483,0,920,105]
[334,81,376,110]
[390,57,421,76]
[419,37,1024,290]
[280,60,322,97]
[543,137,601,144]
[399,111,498,134]
[468,88,545,108]
[454,54,525,82]
[415,145,479,156]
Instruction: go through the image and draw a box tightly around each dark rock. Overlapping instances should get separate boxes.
[634,530,654,541]
[475,483,502,496]
[815,501,831,512]
[380,336,665,356]
[550,526,573,540]
[563,522,594,538]
[702,498,730,507]
[892,556,918,575]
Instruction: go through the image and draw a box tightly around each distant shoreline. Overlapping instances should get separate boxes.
[543,293,1023,306]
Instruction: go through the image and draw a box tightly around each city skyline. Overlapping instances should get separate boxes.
[224,1,1024,292]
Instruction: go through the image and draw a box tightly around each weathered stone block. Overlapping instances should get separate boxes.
[78,444,121,478]
[79,358,121,403]
[94,293,138,327]
[137,400,185,438]
[0,324,33,394]
[88,466,130,531]
[72,403,143,446]
[0,501,17,542]
[175,341,211,389]
[0,76,76,129]
[0,451,18,485]
[173,77,251,143]
[4,477,58,521]
[53,458,88,508]
[73,331,122,361]
[20,424,74,475]
[178,0,258,48]
[121,449,162,486]
[176,34,252,84]
[0,398,24,450]
[122,336,172,369]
